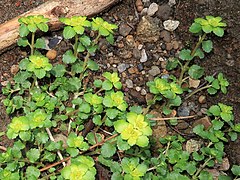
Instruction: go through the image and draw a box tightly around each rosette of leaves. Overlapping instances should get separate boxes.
[22,55,52,79]
[103,91,128,111]
[61,156,96,180]
[6,116,30,139]
[18,15,49,53]
[189,16,227,37]
[147,77,183,99]
[102,72,122,90]
[120,157,148,180]
[205,73,229,95]
[114,112,152,147]
[92,17,118,44]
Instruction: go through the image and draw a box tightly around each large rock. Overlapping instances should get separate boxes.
[136,16,161,43]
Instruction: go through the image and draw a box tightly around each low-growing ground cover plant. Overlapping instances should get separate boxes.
[0,15,239,180]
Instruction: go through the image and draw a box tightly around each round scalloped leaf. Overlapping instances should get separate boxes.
[213,27,224,37]
[136,135,149,147]
[202,40,213,53]
[114,120,129,133]
[188,65,204,79]
[101,142,116,158]
[63,50,77,64]
[189,22,202,33]
[63,26,76,39]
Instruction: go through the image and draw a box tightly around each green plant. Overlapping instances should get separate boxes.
[18,15,49,55]
[1,14,239,180]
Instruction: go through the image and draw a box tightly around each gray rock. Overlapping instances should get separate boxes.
[147,3,159,16]
[117,63,127,73]
[156,4,172,21]
[137,63,144,71]
[141,89,147,95]
[160,30,171,42]
[177,105,190,117]
[133,48,141,59]
[148,66,161,76]
[140,49,148,62]
[119,23,132,37]
[126,79,134,88]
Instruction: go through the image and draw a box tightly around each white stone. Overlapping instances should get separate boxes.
[140,49,148,62]
[163,20,180,31]
[136,86,141,92]
[168,0,176,7]
[147,3,159,16]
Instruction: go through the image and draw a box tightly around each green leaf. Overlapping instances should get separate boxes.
[19,24,30,37]
[136,135,149,147]
[86,132,102,145]
[62,50,77,64]
[106,34,114,45]
[34,69,46,79]
[231,165,240,176]
[79,102,91,113]
[194,48,205,59]
[77,42,85,52]
[114,120,129,133]
[101,142,116,158]
[213,27,224,37]
[192,152,204,161]
[93,79,102,88]
[26,148,40,163]
[189,22,202,33]
[71,62,84,74]
[28,23,37,32]
[199,171,213,180]
[93,115,102,126]
[188,65,204,79]
[37,22,49,32]
[179,49,193,61]
[87,59,99,71]
[207,87,218,95]
[51,64,66,77]
[202,24,213,33]
[17,37,30,47]
[26,166,40,180]
[209,105,221,116]
[63,26,76,39]
[66,147,79,157]
[34,38,46,49]
[166,58,179,70]
[202,40,213,53]
[80,35,91,47]
[228,132,238,141]
[117,136,130,151]
[106,108,120,119]
[102,80,113,90]
[212,120,224,130]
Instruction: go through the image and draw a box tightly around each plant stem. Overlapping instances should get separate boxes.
[79,33,101,80]
[192,156,213,179]
[45,128,66,167]
[143,95,158,115]
[31,32,35,55]
[74,35,79,57]
[178,33,207,85]
[185,84,212,100]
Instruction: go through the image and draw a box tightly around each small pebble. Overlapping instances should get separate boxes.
[119,23,132,37]
[163,20,180,31]
[135,0,144,12]
[147,3,159,16]
[156,4,172,20]
[140,49,148,62]
[117,63,127,73]
[160,30,171,43]
[10,65,19,75]
[148,65,161,76]
[137,63,144,71]
[177,105,190,117]
[168,0,176,7]
[46,49,57,60]
[141,89,147,95]
[198,95,206,104]
[136,86,141,92]
[126,79,134,88]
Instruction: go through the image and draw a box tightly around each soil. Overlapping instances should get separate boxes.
[0,0,239,176]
